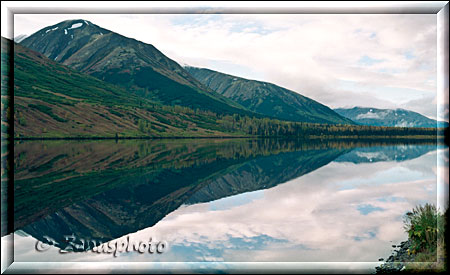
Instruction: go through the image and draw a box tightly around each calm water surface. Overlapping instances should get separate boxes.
[9,139,448,270]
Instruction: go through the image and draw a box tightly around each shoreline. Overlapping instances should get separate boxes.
[8,135,443,141]
[11,135,253,141]
[376,240,414,273]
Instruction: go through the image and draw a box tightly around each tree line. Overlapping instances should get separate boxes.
[142,104,440,138]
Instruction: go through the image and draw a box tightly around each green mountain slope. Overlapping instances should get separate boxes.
[6,37,244,138]
[20,19,251,116]
[184,66,354,125]
[334,107,449,128]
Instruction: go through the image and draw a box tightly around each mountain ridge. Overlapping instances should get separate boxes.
[184,66,354,125]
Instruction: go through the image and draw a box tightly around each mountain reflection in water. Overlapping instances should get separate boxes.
[12,138,441,263]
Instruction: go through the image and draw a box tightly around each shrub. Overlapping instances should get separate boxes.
[403,203,445,255]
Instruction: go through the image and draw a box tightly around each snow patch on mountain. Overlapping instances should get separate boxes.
[356,111,387,119]
[395,120,415,127]
[68,23,83,30]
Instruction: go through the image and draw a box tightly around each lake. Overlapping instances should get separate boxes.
[8,139,448,272]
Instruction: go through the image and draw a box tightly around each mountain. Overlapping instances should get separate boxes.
[19,19,251,116]
[184,66,354,125]
[5,37,243,138]
[334,107,449,128]
[6,35,440,139]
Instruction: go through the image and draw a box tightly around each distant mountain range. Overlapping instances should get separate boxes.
[334,107,448,128]
[3,18,444,138]
[185,66,353,125]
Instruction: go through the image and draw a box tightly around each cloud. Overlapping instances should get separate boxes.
[358,55,385,66]
[401,95,440,120]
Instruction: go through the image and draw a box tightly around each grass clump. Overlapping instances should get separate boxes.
[403,203,446,272]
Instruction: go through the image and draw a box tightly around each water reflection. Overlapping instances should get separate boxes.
[12,139,442,263]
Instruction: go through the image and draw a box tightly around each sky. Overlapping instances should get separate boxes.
[10,11,448,121]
